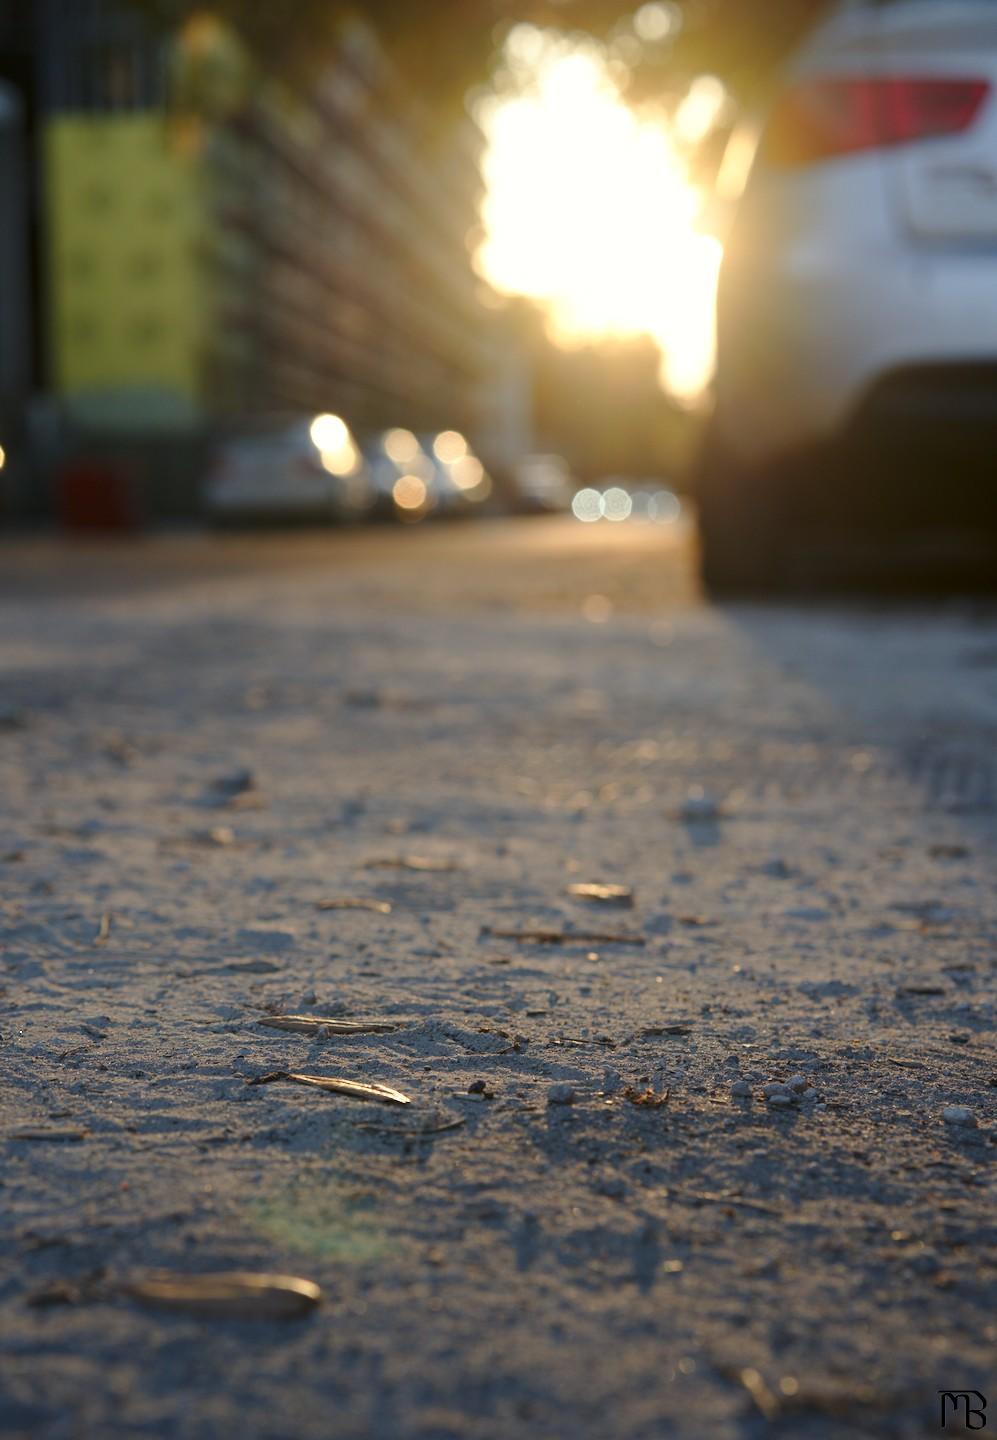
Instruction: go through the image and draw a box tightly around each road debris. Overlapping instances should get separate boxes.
[352,1115,465,1136]
[207,769,259,808]
[677,789,723,823]
[551,1034,617,1050]
[190,826,237,848]
[566,882,634,907]
[483,926,645,946]
[362,856,461,872]
[547,1084,576,1106]
[247,1071,411,1106]
[315,898,392,913]
[124,1271,321,1319]
[622,1086,669,1108]
[257,1015,401,1036]
[27,1273,107,1308]
[942,1106,977,1127]
[92,912,111,947]
[10,1126,89,1142]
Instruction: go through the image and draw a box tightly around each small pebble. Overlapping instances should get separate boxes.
[680,791,720,822]
[762,857,791,878]
[785,1074,809,1094]
[468,1080,487,1094]
[768,1093,795,1108]
[730,1080,752,1098]
[942,1106,977,1128]
[761,1082,790,1099]
[595,1175,626,1199]
[547,1083,576,1107]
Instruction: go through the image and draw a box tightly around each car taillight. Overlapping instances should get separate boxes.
[764,76,990,166]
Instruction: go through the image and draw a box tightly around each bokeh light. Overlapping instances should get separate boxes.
[571,487,603,522]
[633,3,680,44]
[602,486,633,522]
[310,414,361,477]
[310,413,348,452]
[392,473,429,516]
[450,455,485,492]
[570,484,682,524]
[383,428,421,466]
[433,430,469,464]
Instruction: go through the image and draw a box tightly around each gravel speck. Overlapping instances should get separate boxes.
[942,1105,977,1128]
[547,1083,576,1106]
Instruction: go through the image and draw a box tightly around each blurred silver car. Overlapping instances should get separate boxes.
[700,0,997,590]
[514,454,574,513]
[205,414,375,524]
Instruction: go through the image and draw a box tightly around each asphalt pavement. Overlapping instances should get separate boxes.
[1,517,995,1440]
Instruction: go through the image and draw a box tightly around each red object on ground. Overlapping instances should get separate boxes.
[57,458,140,532]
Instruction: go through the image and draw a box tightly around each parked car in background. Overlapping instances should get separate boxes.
[513,453,574,513]
[699,0,997,590]
[205,414,374,525]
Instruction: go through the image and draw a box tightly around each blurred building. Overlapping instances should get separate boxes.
[0,0,526,520]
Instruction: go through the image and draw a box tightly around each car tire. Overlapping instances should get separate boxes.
[695,426,789,596]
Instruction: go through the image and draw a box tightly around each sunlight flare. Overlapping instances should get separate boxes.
[476,30,722,405]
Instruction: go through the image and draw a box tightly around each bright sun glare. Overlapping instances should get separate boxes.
[476,26,723,404]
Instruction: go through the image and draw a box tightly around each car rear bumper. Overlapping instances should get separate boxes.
[713,244,997,470]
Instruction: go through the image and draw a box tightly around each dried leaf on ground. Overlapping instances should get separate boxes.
[27,1271,107,1308]
[315,897,392,913]
[622,1086,670,1108]
[247,1071,411,1105]
[124,1271,321,1319]
[566,882,634,907]
[257,1015,401,1036]
[677,1189,782,1216]
[551,1034,617,1049]
[353,1115,465,1136]
[362,856,461,873]
[11,1126,89,1142]
[483,926,645,947]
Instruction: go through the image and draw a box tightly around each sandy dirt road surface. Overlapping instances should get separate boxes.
[1,518,995,1439]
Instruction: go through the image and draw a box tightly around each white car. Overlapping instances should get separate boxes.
[699,0,997,590]
[205,414,375,524]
